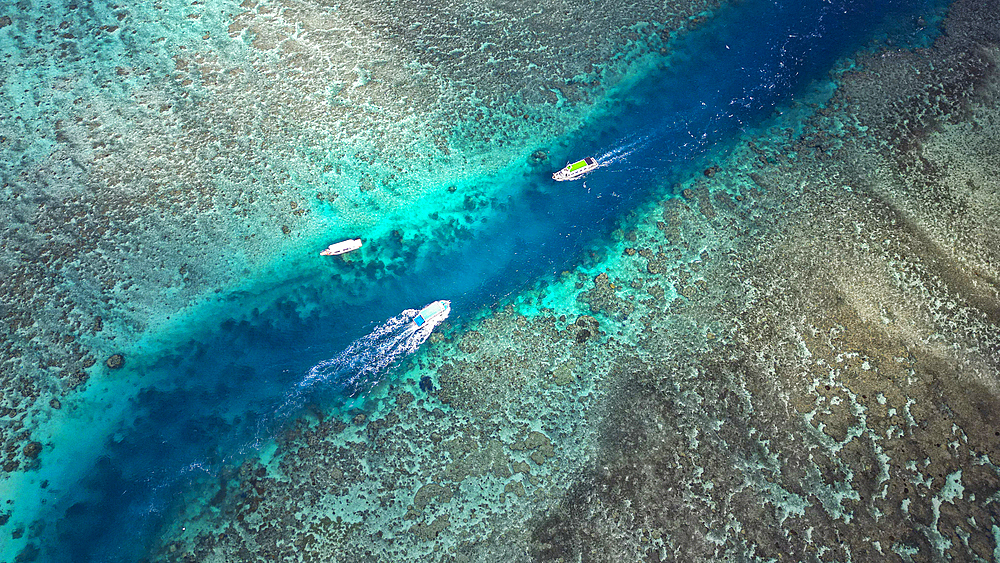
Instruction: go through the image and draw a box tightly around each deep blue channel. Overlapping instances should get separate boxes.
[31,0,943,560]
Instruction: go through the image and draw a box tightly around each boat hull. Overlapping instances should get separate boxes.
[320,239,363,256]
[413,300,451,329]
[552,157,598,181]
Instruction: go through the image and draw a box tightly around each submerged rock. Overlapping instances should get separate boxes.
[413,483,453,510]
[419,376,434,393]
[529,150,548,165]
[23,442,42,459]
[106,354,124,369]
[409,514,450,541]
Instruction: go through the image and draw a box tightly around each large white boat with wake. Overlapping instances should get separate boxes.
[413,300,450,329]
[552,157,598,181]
[320,239,363,256]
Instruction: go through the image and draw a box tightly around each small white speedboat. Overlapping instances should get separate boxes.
[552,157,598,181]
[320,239,362,256]
[413,300,450,329]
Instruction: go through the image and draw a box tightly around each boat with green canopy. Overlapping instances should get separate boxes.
[552,157,598,181]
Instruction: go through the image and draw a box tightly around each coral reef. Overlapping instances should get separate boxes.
[0,0,718,501]
[4,0,1000,560]
[150,0,1000,560]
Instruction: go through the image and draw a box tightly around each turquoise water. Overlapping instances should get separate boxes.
[1,0,945,560]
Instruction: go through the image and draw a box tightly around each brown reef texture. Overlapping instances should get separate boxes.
[152,0,1000,560]
[523,0,1000,561]
[0,0,720,491]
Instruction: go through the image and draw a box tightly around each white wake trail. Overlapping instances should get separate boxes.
[243,303,450,453]
[596,133,651,166]
[301,307,438,396]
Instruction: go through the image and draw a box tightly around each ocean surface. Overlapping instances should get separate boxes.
[2,0,948,561]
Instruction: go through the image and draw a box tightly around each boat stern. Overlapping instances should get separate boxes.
[413,300,451,329]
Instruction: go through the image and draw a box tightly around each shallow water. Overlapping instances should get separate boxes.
[3,0,945,560]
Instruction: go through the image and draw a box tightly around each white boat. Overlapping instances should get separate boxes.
[320,239,362,256]
[552,157,598,181]
[413,300,450,329]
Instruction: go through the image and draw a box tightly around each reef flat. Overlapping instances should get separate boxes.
[147,0,1000,561]
[0,0,716,510]
[1,0,734,559]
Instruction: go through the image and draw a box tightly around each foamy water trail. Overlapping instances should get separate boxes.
[597,133,651,166]
[301,308,431,395]
[242,302,451,453]
[596,111,706,170]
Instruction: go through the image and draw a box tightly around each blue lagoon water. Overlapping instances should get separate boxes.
[3,0,945,560]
